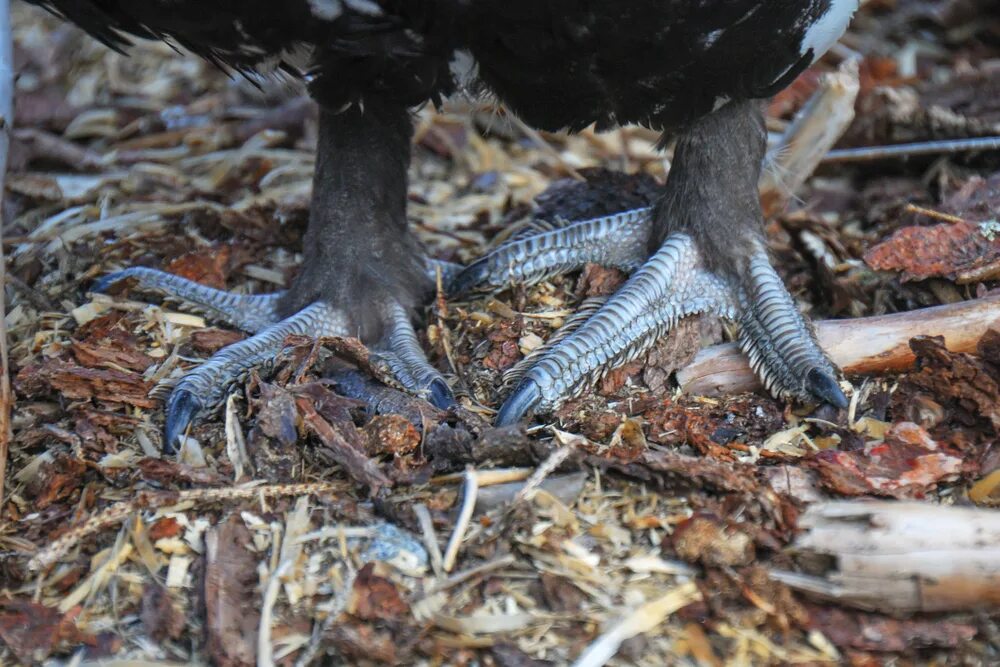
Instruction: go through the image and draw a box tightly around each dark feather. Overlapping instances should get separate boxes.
[27,0,844,131]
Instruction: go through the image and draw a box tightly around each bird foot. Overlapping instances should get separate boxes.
[96,267,453,453]
[448,209,847,424]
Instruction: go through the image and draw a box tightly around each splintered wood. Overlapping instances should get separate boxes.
[760,58,860,216]
[772,501,1000,613]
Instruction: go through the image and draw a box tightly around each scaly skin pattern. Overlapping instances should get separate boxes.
[458,226,844,426]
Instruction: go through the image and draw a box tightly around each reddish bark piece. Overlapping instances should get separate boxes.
[0,599,81,664]
[864,220,1000,283]
[554,395,624,441]
[483,319,524,372]
[70,340,156,374]
[164,244,234,290]
[895,335,1000,432]
[253,382,300,447]
[539,572,587,612]
[71,311,156,373]
[189,328,246,354]
[857,55,902,95]
[609,447,763,497]
[767,67,823,118]
[205,515,259,667]
[136,457,228,487]
[15,359,157,408]
[576,263,627,297]
[808,422,963,498]
[297,396,391,493]
[642,316,723,396]
[809,605,976,653]
[141,583,185,643]
[596,361,643,396]
[74,311,128,339]
[73,414,117,453]
[326,621,400,665]
[943,172,1000,222]
[364,414,421,457]
[249,381,304,483]
[148,516,183,541]
[26,453,87,510]
[348,562,410,622]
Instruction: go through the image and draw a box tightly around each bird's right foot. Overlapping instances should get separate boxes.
[96,265,455,454]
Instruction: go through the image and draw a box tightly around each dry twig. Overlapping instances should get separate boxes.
[823,136,1000,163]
[28,481,341,572]
[0,0,14,508]
[442,468,479,572]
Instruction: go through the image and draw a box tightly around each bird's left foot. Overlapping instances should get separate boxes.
[451,100,847,425]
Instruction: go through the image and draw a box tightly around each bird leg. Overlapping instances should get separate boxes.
[449,100,846,424]
[97,101,452,452]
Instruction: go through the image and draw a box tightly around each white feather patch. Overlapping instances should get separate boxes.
[800,0,859,59]
[308,0,342,20]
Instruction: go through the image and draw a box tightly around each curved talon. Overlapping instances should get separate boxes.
[156,301,349,450]
[164,389,204,455]
[429,378,455,409]
[737,248,843,406]
[448,257,497,297]
[805,368,848,409]
[482,230,850,423]
[375,301,453,407]
[92,270,133,294]
[95,268,452,450]
[496,378,542,426]
[426,259,464,289]
[149,296,449,450]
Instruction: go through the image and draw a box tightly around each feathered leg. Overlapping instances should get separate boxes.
[97,100,454,452]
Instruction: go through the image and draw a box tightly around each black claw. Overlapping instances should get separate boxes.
[447,260,488,297]
[495,379,542,426]
[805,368,848,410]
[429,378,455,409]
[163,389,204,455]
[91,271,130,294]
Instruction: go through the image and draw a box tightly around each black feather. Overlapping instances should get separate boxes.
[27,0,841,131]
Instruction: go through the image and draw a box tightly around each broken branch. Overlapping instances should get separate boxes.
[677,294,1000,397]
[772,501,1000,613]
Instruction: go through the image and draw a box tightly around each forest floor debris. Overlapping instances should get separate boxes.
[2,2,1000,665]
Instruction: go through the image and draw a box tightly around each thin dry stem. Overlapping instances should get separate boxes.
[28,481,341,572]
[0,0,14,509]
[442,468,479,572]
